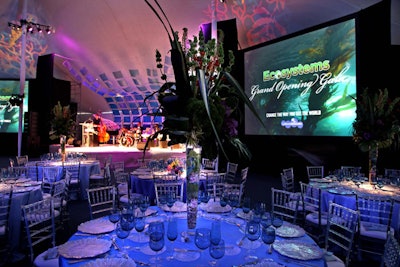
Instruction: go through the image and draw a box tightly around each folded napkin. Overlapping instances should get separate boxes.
[44,247,58,260]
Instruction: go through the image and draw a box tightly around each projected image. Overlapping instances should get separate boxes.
[244,19,356,137]
[0,80,28,133]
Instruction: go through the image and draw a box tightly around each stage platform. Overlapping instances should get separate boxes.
[50,144,186,168]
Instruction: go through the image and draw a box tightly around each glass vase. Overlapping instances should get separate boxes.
[368,146,378,184]
[186,145,201,229]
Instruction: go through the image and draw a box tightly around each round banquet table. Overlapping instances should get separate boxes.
[311,180,400,233]
[58,206,328,267]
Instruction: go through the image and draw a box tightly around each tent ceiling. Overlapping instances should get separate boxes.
[1,0,398,126]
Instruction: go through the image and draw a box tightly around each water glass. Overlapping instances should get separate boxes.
[195,228,211,250]
[261,226,276,254]
[210,221,221,245]
[209,238,225,266]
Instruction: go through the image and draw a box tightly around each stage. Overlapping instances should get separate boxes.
[50,144,186,168]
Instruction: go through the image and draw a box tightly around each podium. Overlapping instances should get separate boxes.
[80,122,97,147]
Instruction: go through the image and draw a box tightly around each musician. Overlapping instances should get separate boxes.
[92,112,103,146]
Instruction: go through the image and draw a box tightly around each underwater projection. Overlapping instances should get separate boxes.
[244,18,357,137]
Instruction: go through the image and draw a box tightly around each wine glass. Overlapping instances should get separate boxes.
[115,221,131,253]
[210,221,221,245]
[242,197,251,217]
[219,192,228,208]
[261,226,276,254]
[166,217,178,260]
[166,191,176,215]
[140,195,150,216]
[209,238,225,266]
[260,211,272,229]
[134,210,146,242]
[195,227,211,253]
[148,221,165,266]
[244,220,261,261]
[109,207,121,237]
[272,214,283,229]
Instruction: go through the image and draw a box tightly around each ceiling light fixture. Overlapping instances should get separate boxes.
[7,19,53,34]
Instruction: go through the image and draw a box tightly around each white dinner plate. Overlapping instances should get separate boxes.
[81,257,137,267]
[275,222,305,238]
[273,240,324,260]
[77,218,115,234]
[58,238,112,259]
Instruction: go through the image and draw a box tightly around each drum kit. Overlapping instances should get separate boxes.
[118,128,141,147]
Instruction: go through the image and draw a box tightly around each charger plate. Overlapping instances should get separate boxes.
[58,238,112,259]
[82,257,137,267]
[199,200,232,213]
[77,218,115,234]
[273,240,323,260]
[275,222,305,238]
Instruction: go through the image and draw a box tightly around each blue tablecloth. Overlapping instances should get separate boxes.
[8,186,43,262]
[58,207,327,267]
[27,160,100,200]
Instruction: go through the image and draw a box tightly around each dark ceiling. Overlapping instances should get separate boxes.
[1,0,399,128]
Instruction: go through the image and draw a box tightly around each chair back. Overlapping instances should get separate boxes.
[281,172,295,192]
[306,166,324,179]
[201,158,218,171]
[205,172,226,199]
[325,201,359,267]
[225,162,238,183]
[381,232,400,267]
[0,186,13,256]
[340,166,361,178]
[271,187,300,224]
[154,179,184,206]
[356,194,394,258]
[299,182,326,245]
[21,198,56,263]
[15,155,29,166]
[86,185,116,220]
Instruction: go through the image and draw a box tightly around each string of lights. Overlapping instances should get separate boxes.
[8,19,53,34]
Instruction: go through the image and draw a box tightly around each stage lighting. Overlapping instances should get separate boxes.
[7,19,53,34]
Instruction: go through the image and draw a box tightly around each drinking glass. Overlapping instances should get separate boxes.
[195,228,211,251]
[166,217,178,260]
[261,226,276,254]
[148,221,165,266]
[219,192,228,207]
[166,191,176,214]
[242,197,251,216]
[260,211,272,229]
[245,220,261,261]
[109,207,121,237]
[210,221,221,245]
[115,221,131,253]
[167,217,178,242]
[209,238,225,266]
[140,195,150,215]
[134,211,146,242]
[272,214,283,229]
[121,207,135,231]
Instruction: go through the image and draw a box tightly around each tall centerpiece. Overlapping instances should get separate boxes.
[352,88,400,184]
[143,0,265,229]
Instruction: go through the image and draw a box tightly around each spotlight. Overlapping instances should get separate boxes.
[7,19,53,35]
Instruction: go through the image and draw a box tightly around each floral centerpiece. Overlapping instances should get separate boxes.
[352,88,400,182]
[144,0,264,229]
[167,158,184,175]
